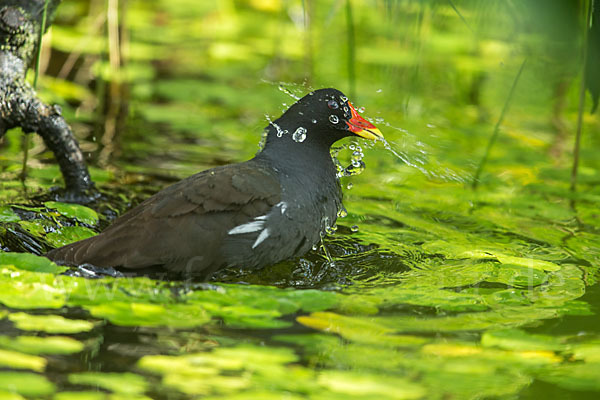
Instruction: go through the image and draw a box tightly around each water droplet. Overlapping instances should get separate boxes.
[351,225,359,232]
[376,89,382,93]
[343,106,349,113]
[346,182,353,189]
[292,127,307,142]
[337,207,348,218]
[278,129,289,138]
[312,119,317,124]
[344,160,365,176]
[349,144,355,150]
[375,117,385,124]
[278,85,300,100]
[326,224,337,235]
[340,96,348,102]
[358,106,365,113]
[329,115,339,124]
[312,244,318,251]
[266,114,288,138]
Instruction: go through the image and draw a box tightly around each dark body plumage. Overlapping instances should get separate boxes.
[46,88,381,278]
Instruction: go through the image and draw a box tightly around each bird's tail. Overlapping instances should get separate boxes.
[46,235,99,266]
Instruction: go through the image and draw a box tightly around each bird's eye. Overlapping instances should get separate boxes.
[327,100,339,109]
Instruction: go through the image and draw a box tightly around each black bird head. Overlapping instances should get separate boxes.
[263,88,383,150]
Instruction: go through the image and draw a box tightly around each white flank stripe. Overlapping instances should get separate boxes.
[277,201,288,214]
[252,228,270,248]
[228,220,265,235]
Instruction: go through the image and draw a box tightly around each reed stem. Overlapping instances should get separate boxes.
[472,59,527,189]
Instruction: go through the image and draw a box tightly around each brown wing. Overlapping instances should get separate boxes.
[47,160,281,272]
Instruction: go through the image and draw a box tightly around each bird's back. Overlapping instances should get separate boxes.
[47,159,282,276]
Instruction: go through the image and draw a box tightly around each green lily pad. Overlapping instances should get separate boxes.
[571,344,600,363]
[0,206,19,223]
[481,329,566,352]
[0,372,55,396]
[17,220,47,237]
[44,202,99,225]
[0,336,84,355]
[318,370,426,399]
[53,392,106,400]
[185,284,342,328]
[68,372,148,396]
[0,349,46,372]
[0,390,25,400]
[0,267,67,309]
[421,241,561,272]
[199,391,305,400]
[10,205,45,213]
[486,264,548,288]
[53,391,152,400]
[188,284,340,315]
[538,363,600,391]
[0,253,67,274]
[8,313,94,334]
[46,226,97,247]
[297,311,427,347]
[86,301,210,328]
[139,345,300,396]
[495,255,560,272]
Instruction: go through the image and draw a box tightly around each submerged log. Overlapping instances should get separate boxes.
[0,0,96,202]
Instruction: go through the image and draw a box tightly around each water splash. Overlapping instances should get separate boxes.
[338,143,366,177]
[277,84,300,100]
[265,114,288,138]
[292,127,307,143]
[262,79,314,101]
[360,116,471,183]
[331,142,367,178]
[258,128,268,150]
[269,82,470,183]
[380,136,469,183]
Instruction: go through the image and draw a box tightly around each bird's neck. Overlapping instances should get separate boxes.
[255,125,338,179]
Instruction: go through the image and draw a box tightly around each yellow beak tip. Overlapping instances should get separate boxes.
[356,127,383,141]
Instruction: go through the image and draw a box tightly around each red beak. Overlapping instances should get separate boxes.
[346,102,383,140]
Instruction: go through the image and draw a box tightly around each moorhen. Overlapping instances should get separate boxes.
[46,88,382,278]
